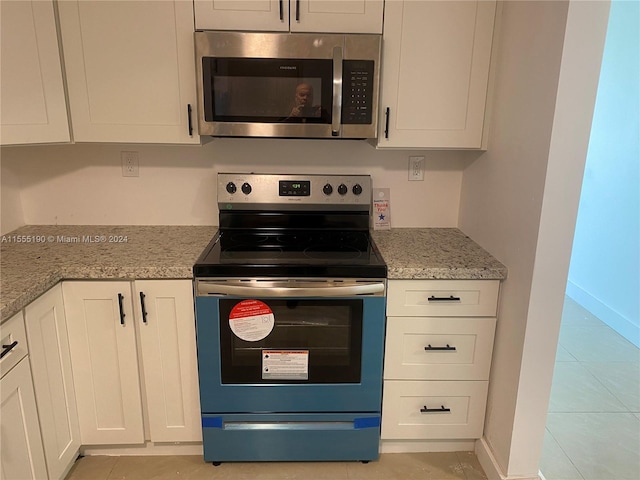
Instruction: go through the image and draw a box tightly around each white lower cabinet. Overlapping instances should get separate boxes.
[0,312,48,480]
[63,280,201,446]
[382,280,499,445]
[25,284,81,479]
[134,280,202,443]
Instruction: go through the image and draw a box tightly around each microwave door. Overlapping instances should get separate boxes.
[201,57,335,137]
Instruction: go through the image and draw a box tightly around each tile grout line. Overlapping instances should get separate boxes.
[542,423,586,480]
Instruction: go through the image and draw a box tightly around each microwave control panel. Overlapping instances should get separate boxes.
[342,60,374,125]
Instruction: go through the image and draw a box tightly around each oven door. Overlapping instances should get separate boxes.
[195,279,386,413]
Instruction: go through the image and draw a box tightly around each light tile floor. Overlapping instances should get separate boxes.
[65,452,488,480]
[540,297,640,480]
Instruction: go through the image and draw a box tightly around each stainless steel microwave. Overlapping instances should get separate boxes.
[194,32,381,139]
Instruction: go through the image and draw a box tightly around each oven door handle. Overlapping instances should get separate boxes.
[197,282,385,297]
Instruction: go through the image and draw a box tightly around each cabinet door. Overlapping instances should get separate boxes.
[1,358,48,480]
[0,0,70,145]
[135,280,202,442]
[58,0,199,144]
[291,0,383,33]
[63,281,144,445]
[194,0,289,31]
[378,0,496,149]
[25,284,80,480]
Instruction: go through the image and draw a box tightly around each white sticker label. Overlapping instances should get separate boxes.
[229,300,275,342]
[262,350,309,380]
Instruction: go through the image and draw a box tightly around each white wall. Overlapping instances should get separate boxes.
[0,139,477,230]
[0,155,25,234]
[459,1,610,479]
[567,0,640,347]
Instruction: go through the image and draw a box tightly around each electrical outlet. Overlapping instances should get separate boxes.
[408,156,424,181]
[121,151,139,177]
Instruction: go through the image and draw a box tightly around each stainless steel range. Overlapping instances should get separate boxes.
[193,173,387,464]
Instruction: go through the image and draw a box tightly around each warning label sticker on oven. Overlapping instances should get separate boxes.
[229,300,275,342]
[262,350,309,380]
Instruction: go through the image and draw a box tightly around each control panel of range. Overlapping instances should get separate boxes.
[218,173,372,209]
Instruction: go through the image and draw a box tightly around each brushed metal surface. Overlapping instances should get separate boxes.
[194,32,381,139]
[217,173,372,209]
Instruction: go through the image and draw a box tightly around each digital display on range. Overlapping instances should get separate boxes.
[279,180,311,196]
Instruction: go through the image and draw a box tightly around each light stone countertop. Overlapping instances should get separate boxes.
[1,225,216,323]
[1,225,506,322]
[372,228,507,281]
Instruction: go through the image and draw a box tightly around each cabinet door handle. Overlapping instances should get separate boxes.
[117,293,126,325]
[384,107,390,138]
[187,104,193,136]
[427,295,461,302]
[139,292,148,324]
[420,405,451,413]
[1,341,18,359]
[424,344,457,351]
[295,0,300,22]
[279,0,284,21]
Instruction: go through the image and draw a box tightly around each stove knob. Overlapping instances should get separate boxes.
[323,184,333,195]
[337,184,348,195]
[352,184,363,195]
[241,183,252,195]
[226,182,237,194]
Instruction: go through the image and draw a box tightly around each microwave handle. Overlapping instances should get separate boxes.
[332,46,343,137]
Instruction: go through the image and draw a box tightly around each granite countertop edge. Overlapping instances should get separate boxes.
[1,225,507,322]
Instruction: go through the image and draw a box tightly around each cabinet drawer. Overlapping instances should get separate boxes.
[381,380,488,440]
[384,317,496,380]
[387,280,499,317]
[1,311,28,378]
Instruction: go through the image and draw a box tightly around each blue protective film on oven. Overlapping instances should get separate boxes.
[353,416,381,429]
[202,416,223,428]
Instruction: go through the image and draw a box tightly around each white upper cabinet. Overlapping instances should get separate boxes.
[194,0,383,34]
[377,0,497,149]
[57,0,199,144]
[0,0,70,145]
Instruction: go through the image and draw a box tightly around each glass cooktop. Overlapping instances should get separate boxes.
[193,229,387,278]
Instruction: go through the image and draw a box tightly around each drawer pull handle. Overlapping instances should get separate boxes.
[428,295,461,302]
[1,341,18,359]
[420,405,451,413]
[425,344,457,351]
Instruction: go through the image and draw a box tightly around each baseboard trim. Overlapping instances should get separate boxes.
[566,281,639,347]
[475,438,543,480]
[81,442,204,456]
[380,439,475,453]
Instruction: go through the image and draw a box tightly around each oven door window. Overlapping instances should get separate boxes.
[219,299,362,384]
[202,58,333,124]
